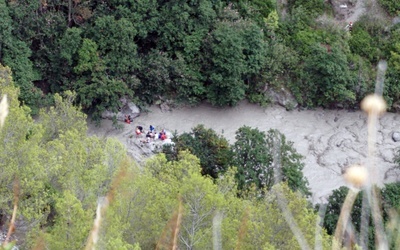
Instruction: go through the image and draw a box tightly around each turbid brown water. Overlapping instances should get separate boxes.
[88,101,400,204]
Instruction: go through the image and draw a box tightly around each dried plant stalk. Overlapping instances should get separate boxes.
[3,178,19,247]
[171,197,183,250]
[156,196,183,250]
[273,186,311,250]
[212,210,223,250]
[332,188,359,250]
[85,161,128,250]
[235,208,249,250]
[0,94,8,128]
[315,203,327,250]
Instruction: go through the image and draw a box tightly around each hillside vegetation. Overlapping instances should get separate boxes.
[0,0,399,117]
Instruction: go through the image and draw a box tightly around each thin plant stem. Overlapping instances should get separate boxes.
[274,186,311,250]
[367,110,388,249]
[315,203,327,250]
[3,178,19,247]
[235,207,249,250]
[332,188,359,250]
[171,197,183,250]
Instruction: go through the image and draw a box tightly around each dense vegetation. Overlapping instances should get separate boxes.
[166,125,310,196]
[321,184,400,249]
[0,0,400,118]
[0,64,331,249]
[2,0,400,248]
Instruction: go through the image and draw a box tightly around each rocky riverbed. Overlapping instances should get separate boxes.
[88,101,400,204]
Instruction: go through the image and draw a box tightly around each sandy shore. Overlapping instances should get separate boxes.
[88,101,400,203]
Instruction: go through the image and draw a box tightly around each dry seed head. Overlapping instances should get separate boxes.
[344,164,368,188]
[0,95,9,128]
[361,94,386,115]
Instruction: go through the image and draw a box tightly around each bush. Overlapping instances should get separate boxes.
[378,0,400,16]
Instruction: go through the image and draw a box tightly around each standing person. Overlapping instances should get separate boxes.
[149,125,155,133]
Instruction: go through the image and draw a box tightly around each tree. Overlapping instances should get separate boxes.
[378,0,400,16]
[0,65,128,248]
[202,9,267,106]
[232,127,310,196]
[242,183,332,249]
[0,64,48,227]
[266,129,310,196]
[232,126,273,191]
[384,42,400,108]
[321,184,400,249]
[167,124,233,178]
[73,38,135,117]
[0,0,42,114]
[301,44,356,108]
[43,190,93,249]
[89,16,139,76]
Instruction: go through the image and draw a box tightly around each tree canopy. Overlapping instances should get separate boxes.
[0,0,398,116]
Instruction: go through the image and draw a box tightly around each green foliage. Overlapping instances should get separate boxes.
[0,0,42,114]
[384,41,400,108]
[298,44,356,107]
[0,0,395,114]
[232,126,273,191]
[203,8,267,106]
[108,152,330,249]
[266,129,310,196]
[243,184,332,249]
[109,0,159,39]
[0,64,48,223]
[169,125,233,178]
[229,0,275,26]
[323,186,363,235]
[203,21,247,106]
[44,190,93,249]
[39,91,87,141]
[322,184,400,249]
[0,66,128,248]
[73,38,134,117]
[382,183,400,216]
[349,25,380,63]
[89,16,139,75]
[287,0,325,16]
[74,39,99,74]
[378,0,400,16]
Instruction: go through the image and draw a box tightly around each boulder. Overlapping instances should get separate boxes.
[160,102,171,113]
[101,100,140,122]
[392,101,400,112]
[392,132,400,142]
[266,86,298,110]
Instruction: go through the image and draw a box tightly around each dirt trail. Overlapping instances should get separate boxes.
[88,101,400,204]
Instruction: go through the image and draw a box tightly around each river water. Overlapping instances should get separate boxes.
[88,101,400,204]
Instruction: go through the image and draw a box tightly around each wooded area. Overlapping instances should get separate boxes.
[0,0,399,117]
[1,0,400,249]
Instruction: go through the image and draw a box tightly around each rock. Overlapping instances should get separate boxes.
[392,132,400,142]
[266,86,298,110]
[160,102,171,113]
[392,101,400,112]
[101,99,140,122]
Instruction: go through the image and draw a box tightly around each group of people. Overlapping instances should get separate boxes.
[136,125,168,143]
[123,114,168,143]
